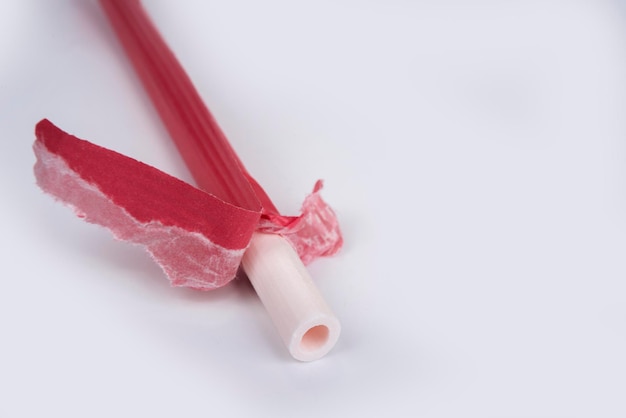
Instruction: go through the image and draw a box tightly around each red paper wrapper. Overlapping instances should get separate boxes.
[34,119,341,289]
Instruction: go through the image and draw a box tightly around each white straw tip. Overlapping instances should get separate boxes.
[290,316,341,362]
[243,233,341,362]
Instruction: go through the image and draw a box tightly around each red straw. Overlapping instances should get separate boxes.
[34,0,344,360]
[99,0,278,215]
[96,1,344,361]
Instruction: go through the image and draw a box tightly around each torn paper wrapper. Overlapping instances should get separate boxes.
[33,119,342,290]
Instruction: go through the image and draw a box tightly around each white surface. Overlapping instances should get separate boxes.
[1,0,626,416]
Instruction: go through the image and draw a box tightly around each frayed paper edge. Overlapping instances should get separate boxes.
[33,141,244,290]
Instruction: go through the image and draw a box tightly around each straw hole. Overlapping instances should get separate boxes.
[300,325,329,352]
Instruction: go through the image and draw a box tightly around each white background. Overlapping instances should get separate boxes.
[1,0,625,416]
